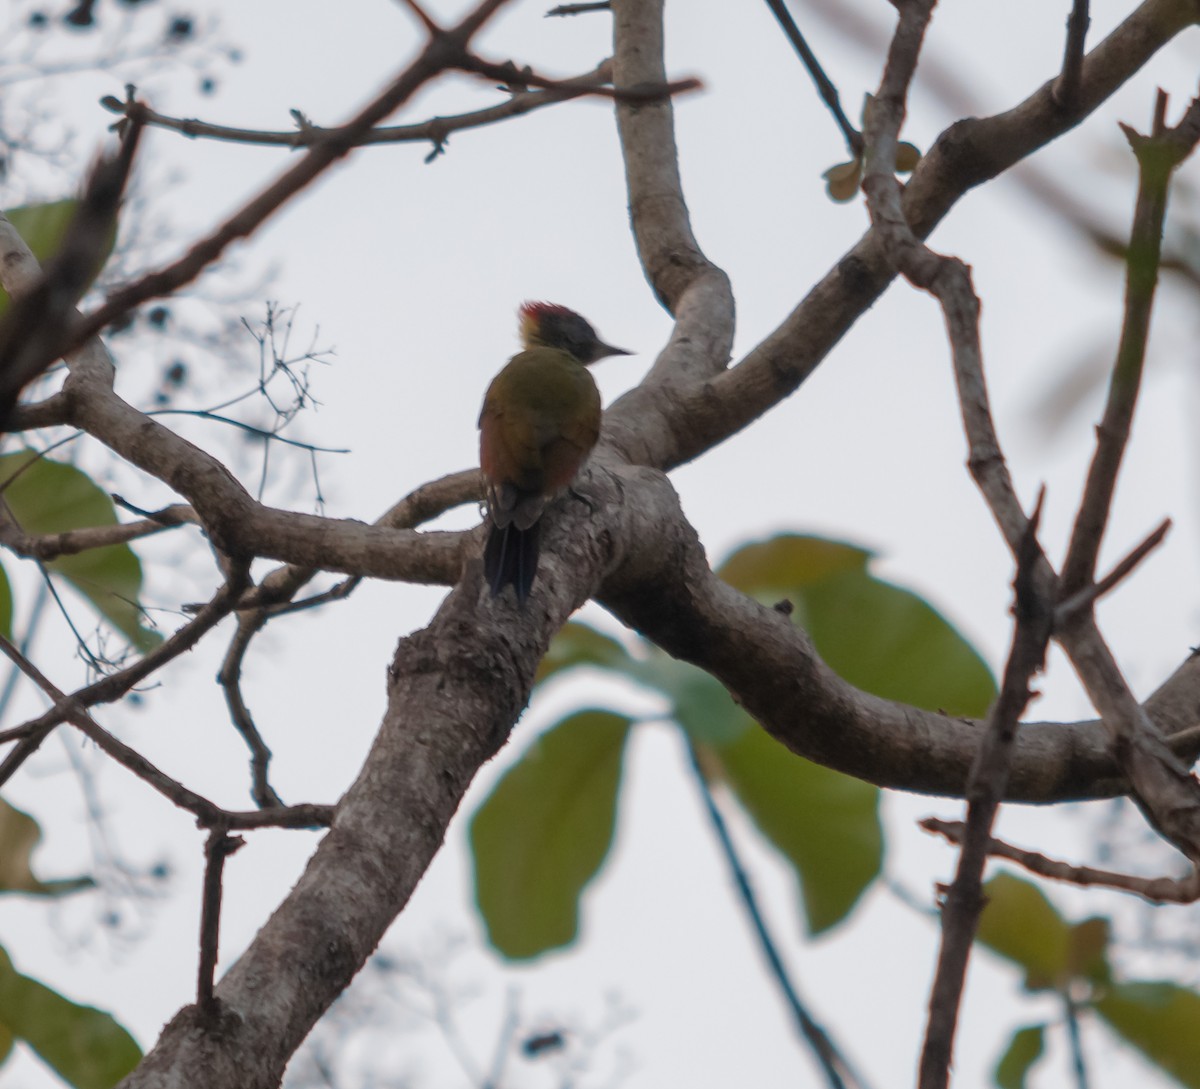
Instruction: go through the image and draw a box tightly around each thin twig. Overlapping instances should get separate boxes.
[0,628,334,829]
[1052,0,1091,111]
[0,506,193,561]
[918,497,1053,1089]
[1055,516,1170,624]
[1060,90,1200,599]
[761,0,863,157]
[1054,94,1200,867]
[198,826,246,1015]
[685,740,869,1089]
[0,565,250,788]
[546,2,610,14]
[860,0,1042,563]
[395,0,443,36]
[1063,991,1090,1089]
[921,818,1200,903]
[458,53,701,102]
[217,611,283,808]
[99,61,613,153]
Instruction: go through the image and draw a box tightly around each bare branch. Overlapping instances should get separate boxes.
[0,504,195,561]
[100,61,615,153]
[611,0,734,353]
[459,52,700,103]
[761,0,863,157]
[1053,0,1092,111]
[922,818,1200,903]
[1055,516,1170,624]
[594,468,1200,801]
[547,1,611,13]
[606,0,1198,474]
[198,828,247,1015]
[217,612,284,809]
[1060,90,1200,598]
[918,497,1053,1089]
[0,567,250,789]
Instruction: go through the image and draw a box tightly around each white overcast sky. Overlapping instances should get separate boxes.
[2,1,1198,1087]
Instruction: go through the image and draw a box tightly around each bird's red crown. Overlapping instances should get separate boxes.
[518,301,574,343]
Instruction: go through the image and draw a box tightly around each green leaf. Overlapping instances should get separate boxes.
[0,565,12,641]
[1095,982,1200,1088]
[0,798,92,897]
[994,1024,1046,1089]
[0,451,161,652]
[713,726,881,934]
[1,201,117,323]
[0,946,140,1089]
[536,621,632,685]
[976,873,1074,991]
[1065,916,1112,987]
[719,534,996,717]
[470,711,632,959]
[640,651,749,747]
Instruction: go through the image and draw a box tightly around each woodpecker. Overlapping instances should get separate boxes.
[479,302,629,604]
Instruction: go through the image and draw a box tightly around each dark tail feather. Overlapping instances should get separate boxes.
[484,521,540,605]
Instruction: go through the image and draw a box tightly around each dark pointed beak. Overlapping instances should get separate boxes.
[595,342,632,361]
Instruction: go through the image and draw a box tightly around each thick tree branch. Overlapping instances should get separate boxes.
[610,0,734,379]
[595,467,1200,801]
[602,0,1200,473]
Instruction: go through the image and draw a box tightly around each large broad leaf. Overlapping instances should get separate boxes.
[1,201,117,323]
[1094,982,1200,1089]
[0,798,92,897]
[993,1024,1046,1089]
[471,711,632,959]
[719,535,997,717]
[976,873,1110,992]
[0,945,140,1089]
[0,451,161,652]
[711,725,881,934]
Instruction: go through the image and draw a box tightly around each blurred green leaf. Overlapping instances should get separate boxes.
[0,945,140,1089]
[719,534,996,717]
[1066,916,1112,987]
[976,873,1076,991]
[638,651,749,747]
[0,798,92,897]
[535,621,631,685]
[0,451,161,652]
[471,710,632,959]
[0,564,11,641]
[712,726,881,934]
[1,201,117,323]
[994,1024,1046,1089]
[1095,982,1200,1088]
